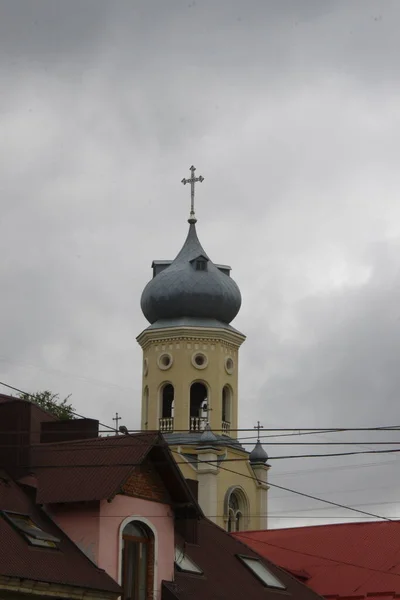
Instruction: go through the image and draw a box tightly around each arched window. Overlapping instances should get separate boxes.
[228,492,242,532]
[189,382,208,431]
[224,487,249,533]
[159,384,174,433]
[122,521,154,600]
[161,384,174,418]
[222,386,232,434]
[143,387,149,430]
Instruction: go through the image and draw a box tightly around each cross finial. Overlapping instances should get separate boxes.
[113,412,121,433]
[181,165,204,224]
[254,421,264,442]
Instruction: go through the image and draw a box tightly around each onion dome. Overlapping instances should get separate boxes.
[141,222,242,325]
[249,440,269,465]
[199,424,218,445]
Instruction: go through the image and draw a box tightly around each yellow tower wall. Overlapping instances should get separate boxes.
[137,325,245,437]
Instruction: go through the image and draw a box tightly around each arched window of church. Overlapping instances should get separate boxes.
[228,492,242,532]
[121,521,154,600]
[189,382,208,432]
[222,386,232,435]
[224,487,249,533]
[161,384,174,418]
[143,387,149,430]
[159,384,174,433]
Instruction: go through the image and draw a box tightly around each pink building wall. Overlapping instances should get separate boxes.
[48,502,100,564]
[48,496,175,600]
[100,495,175,594]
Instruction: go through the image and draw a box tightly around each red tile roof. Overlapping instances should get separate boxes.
[165,518,324,600]
[32,432,159,503]
[234,521,400,599]
[0,470,121,595]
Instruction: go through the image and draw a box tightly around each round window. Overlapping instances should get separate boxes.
[225,357,234,374]
[191,352,208,370]
[158,353,173,370]
[143,358,149,376]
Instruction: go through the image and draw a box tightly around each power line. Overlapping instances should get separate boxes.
[235,532,400,579]
[0,380,117,433]
[4,379,400,439]
[186,453,395,523]
[269,499,400,515]
[272,456,400,478]
[7,443,400,462]
[1,380,399,523]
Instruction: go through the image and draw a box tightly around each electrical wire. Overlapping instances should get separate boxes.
[1,379,399,524]
[235,532,400,579]
[180,453,395,522]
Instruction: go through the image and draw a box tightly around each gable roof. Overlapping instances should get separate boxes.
[32,432,157,503]
[31,431,202,513]
[0,470,121,595]
[164,518,324,600]
[234,521,400,599]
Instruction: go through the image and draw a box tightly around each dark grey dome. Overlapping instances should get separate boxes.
[199,424,218,445]
[141,223,242,324]
[249,440,269,465]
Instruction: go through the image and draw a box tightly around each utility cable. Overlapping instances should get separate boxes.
[235,532,400,580]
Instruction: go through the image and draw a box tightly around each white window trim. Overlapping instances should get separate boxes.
[118,516,159,600]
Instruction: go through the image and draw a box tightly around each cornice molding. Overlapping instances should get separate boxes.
[137,325,246,350]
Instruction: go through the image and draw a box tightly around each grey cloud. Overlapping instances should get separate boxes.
[1,0,400,527]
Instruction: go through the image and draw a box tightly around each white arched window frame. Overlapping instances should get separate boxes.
[224,486,250,533]
[118,516,158,600]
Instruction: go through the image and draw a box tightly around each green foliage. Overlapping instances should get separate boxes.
[19,390,75,420]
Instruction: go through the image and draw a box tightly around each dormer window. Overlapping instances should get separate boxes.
[2,511,60,548]
[238,555,286,589]
[190,255,208,272]
[175,546,203,574]
[196,260,207,271]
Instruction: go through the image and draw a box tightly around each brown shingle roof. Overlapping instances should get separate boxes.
[0,471,121,595]
[32,432,159,503]
[166,518,324,600]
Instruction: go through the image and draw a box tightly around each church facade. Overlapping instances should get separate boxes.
[136,166,269,532]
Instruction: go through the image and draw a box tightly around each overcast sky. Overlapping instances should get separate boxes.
[1,0,400,529]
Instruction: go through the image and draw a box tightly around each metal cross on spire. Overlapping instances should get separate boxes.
[254,421,264,442]
[181,165,204,223]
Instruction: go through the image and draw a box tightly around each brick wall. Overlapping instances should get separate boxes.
[121,460,170,504]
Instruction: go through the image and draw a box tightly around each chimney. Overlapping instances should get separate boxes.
[0,396,56,477]
[40,418,99,443]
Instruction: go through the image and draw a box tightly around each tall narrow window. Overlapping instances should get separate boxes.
[159,384,174,433]
[122,521,154,600]
[161,384,174,418]
[224,488,249,533]
[227,492,242,533]
[189,382,208,431]
[143,387,149,430]
[222,386,232,434]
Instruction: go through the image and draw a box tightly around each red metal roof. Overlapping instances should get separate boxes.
[234,521,400,599]
[164,518,324,600]
[0,470,121,595]
[32,432,159,503]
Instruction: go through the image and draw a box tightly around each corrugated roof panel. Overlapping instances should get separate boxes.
[0,472,120,594]
[234,521,400,598]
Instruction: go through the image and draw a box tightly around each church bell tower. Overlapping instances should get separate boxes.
[137,166,269,532]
